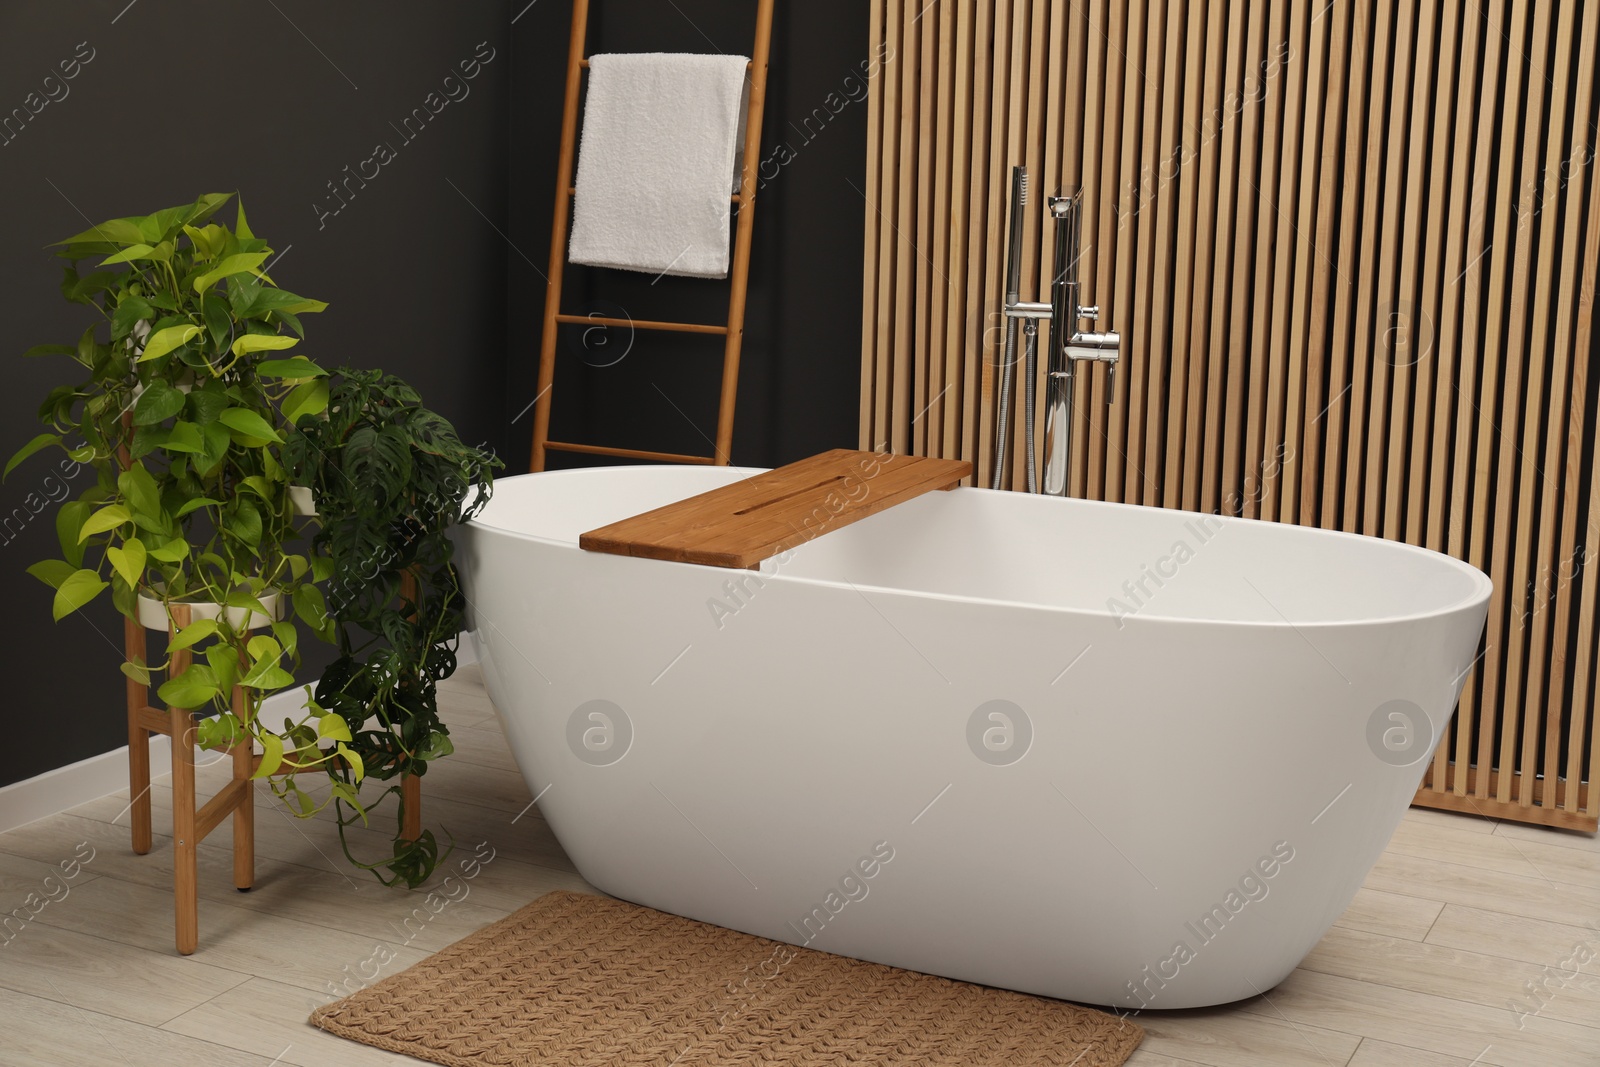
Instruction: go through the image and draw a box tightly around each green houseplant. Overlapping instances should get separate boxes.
[7,192,365,817]
[286,368,501,887]
[9,192,501,888]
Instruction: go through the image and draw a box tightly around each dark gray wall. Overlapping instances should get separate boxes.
[0,0,512,787]
[507,0,867,469]
[0,0,868,788]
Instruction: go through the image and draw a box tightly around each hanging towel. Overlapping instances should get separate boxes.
[569,53,750,279]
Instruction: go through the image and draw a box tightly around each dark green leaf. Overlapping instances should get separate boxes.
[226,498,262,548]
[111,296,153,338]
[201,292,232,351]
[21,343,75,359]
[132,381,186,425]
[186,379,228,425]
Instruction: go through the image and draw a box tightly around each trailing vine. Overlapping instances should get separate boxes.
[286,368,500,887]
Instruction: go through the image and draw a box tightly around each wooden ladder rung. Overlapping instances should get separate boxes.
[552,313,729,336]
[544,440,718,464]
[566,185,743,203]
[578,58,754,71]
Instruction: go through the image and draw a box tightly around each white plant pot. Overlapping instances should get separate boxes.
[289,485,318,518]
[137,588,283,632]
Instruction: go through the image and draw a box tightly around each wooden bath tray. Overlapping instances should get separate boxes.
[579,448,971,569]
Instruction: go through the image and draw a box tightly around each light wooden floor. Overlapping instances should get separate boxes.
[1,665,1596,1066]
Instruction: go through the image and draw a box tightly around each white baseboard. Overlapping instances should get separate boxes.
[0,632,477,836]
[0,735,173,836]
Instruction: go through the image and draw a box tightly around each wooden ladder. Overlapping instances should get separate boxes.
[528,0,775,472]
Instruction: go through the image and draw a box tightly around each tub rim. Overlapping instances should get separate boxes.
[466,465,1495,631]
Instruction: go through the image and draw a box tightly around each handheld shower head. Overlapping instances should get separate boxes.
[1004,166,1027,306]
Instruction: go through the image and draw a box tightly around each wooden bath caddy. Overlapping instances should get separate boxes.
[579,449,971,569]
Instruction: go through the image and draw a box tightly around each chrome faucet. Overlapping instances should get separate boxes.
[992,168,1121,495]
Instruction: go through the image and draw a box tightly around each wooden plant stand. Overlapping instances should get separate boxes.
[124,602,424,956]
[124,603,254,956]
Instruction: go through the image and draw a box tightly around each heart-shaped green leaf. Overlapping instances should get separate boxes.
[186,379,229,425]
[120,657,153,686]
[282,379,329,424]
[192,252,270,294]
[138,324,201,363]
[162,422,206,454]
[317,713,353,743]
[167,618,219,652]
[335,742,365,784]
[218,407,282,442]
[117,464,161,520]
[52,217,148,247]
[174,496,223,519]
[78,504,131,542]
[201,292,233,351]
[132,380,186,425]
[146,538,190,563]
[98,243,155,265]
[105,537,146,588]
[205,644,240,694]
[110,296,154,339]
[256,357,327,378]
[52,569,108,621]
[26,559,77,590]
[253,732,284,779]
[231,333,297,357]
[55,500,90,567]
[158,664,220,709]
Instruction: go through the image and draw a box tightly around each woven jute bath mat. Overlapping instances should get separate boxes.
[310,890,1144,1066]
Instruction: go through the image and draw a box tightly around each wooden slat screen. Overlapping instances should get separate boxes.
[861,0,1600,830]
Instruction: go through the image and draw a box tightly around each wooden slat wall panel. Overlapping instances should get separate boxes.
[862,0,1600,830]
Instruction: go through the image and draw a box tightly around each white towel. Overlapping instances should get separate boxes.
[569,53,750,279]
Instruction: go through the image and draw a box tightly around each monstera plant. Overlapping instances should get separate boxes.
[6,193,366,818]
[287,368,501,887]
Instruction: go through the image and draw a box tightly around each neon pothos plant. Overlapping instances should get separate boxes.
[5,192,364,816]
[286,368,500,887]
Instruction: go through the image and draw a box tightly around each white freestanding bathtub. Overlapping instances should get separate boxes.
[458,462,1491,1009]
